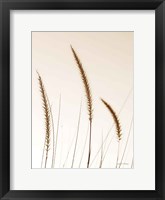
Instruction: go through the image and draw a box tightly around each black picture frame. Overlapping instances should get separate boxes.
[0,0,164,199]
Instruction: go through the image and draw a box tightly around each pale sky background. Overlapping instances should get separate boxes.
[32,32,133,169]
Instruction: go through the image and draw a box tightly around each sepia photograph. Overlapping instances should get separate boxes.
[32,32,133,169]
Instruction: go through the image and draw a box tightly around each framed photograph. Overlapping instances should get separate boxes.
[0,0,164,199]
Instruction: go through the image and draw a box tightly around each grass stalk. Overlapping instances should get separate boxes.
[52,95,61,168]
[41,138,46,168]
[71,100,82,168]
[119,117,133,168]
[70,46,93,168]
[59,128,63,167]
[87,121,92,168]
[99,131,104,168]
[100,98,122,169]
[37,72,51,168]
[63,133,76,168]
[116,141,120,168]
[43,100,55,169]
[79,126,89,168]
[102,133,115,163]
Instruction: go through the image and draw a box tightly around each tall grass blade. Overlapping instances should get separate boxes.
[52,95,61,168]
[99,131,104,168]
[102,132,114,164]
[79,126,89,168]
[59,128,63,168]
[37,72,51,168]
[63,132,76,168]
[71,100,82,168]
[70,46,93,168]
[100,98,122,168]
[101,99,121,141]
[119,117,133,168]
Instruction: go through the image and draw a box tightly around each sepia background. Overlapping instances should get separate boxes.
[32,32,133,168]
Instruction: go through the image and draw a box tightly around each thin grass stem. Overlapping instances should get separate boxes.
[52,95,61,168]
[116,141,120,168]
[79,125,89,168]
[63,132,77,168]
[41,139,46,168]
[119,117,133,168]
[71,100,82,168]
[99,131,104,168]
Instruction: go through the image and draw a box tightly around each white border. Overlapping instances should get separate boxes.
[10,10,155,190]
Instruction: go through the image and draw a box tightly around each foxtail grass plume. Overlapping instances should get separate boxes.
[70,46,93,168]
[37,72,51,168]
[101,98,121,141]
